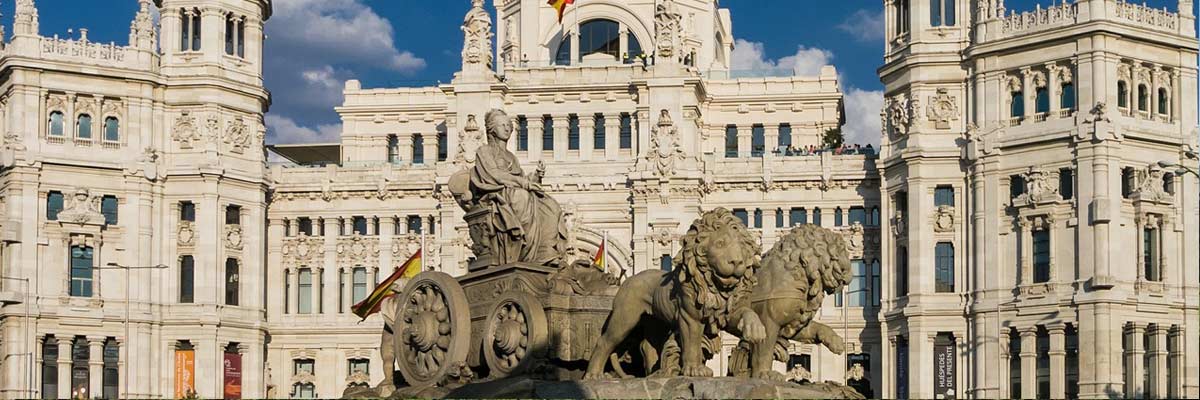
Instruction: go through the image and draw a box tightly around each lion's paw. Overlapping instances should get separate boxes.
[682,364,713,377]
[824,334,846,355]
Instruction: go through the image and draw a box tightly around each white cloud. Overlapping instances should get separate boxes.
[265,115,342,144]
[837,9,886,43]
[842,88,884,147]
[264,0,427,144]
[730,39,833,76]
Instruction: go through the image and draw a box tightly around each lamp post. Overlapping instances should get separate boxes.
[1,276,31,398]
[1159,150,1198,396]
[103,263,167,399]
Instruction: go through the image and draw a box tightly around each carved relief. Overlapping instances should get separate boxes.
[225,224,244,250]
[927,88,958,129]
[205,114,221,139]
[337,235,380,267]
[461,0,493,69]
[225,117,250,154]
[178,221,196,247]
[1013,167,1063,207]
[281,235,326,267]
[57,188,105,225]
[1130,164,1172,204]
[637,110,686,177]
[886,94,913,136]
[655,0,683,60]
[933,206,955,233]
[172,112,201,149]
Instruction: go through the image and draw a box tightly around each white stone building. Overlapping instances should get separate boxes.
[0,0,1194,399]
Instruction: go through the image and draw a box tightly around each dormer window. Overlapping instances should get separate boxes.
[930,0,956,27]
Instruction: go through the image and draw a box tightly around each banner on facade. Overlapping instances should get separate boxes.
[174,349,195,398]
[934,334,957,399]
[224,352,243,399]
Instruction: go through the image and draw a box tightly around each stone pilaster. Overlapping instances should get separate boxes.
[1049,324,1067,399]
[1020,327,1037,399]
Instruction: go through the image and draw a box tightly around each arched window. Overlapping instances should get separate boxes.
[191,9,203,51]
[225,14,236,55]
[555,19,642,65]
[1157,87,1169,116]
[49,111,65,137]
[103,117,119,142]
[69,246,94,297]
[1138,84,1149,112]
[1117,81,1129,108]
[1035,87,1050,114]
[1060,82,1075,110]
[1011,91,1024,118]
[76,114,92,139]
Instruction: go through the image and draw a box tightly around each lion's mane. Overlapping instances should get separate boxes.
[671,207,762,334]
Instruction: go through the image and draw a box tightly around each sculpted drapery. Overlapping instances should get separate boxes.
[471,109,567,266]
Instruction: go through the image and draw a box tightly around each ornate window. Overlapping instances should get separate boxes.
[411,134,424,165]
[724,125,738,158]
[849,207,867,225]
[934,242,954,292]
[1011,91,1024,118]
[298,268,313,314]
[619,113,632,149]
[103,117,119,142]
[77,114,92,139]
[49,111,65,137]
[180,8,202,51]
[42,335,58,400]
[352,216,368,235]
[101,195,118,225]
[555,19,643,65]
[347,358,370,388]
[225,13,246,57]
[1118,81,1129,108]
[1032,229,1051,283]
[71,337,89,398]
[225,258,240,306]
[180,255,195,303]
[1061,82,1076,110]
[542,116,554,151]
[1035,87,1050,114]
[70,246,94,297]
[594,114,606,149]
[102,338,119,400]
[406,215,422,234]
[567,114,580,150]
[894,0,911,36]
[352,267,367,304]
[750,124,765,157]
[789,207,807,226]
[1157,87,1169,116]
[47,191,64,221]
[292,359,316,398]
[934,185,955,207]
[1138,84,1149,112]
[930,0,956,27]
[516,116,529,151]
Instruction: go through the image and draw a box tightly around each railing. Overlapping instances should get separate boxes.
[1000,2,1078,36]
[1033,112,1049,123]
[1005,116,1024,127]
[1055,109,1074,119]
[41,34,126,64]
[101,140,121,150]
[1112,0,1178,32]
[46,135,65,145]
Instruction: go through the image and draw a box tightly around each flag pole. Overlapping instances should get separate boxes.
[421,231,427,272]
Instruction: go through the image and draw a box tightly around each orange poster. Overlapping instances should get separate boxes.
[174,349,196,398]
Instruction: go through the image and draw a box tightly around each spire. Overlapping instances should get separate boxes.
[129,0,157,49]
[13,0,38,36]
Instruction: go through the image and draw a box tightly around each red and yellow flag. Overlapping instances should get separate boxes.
[352,249,422,320]
[549,0,575,23]
[592,240,606,271]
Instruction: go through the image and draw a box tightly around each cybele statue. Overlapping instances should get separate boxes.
[346,109,862,399]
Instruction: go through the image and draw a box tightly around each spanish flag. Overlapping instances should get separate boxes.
[592,234,606,271]
[549,0,575,23]
[352,249,422,320]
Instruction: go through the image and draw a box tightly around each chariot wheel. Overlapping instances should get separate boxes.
[482,291,548,378]
[392,271,471,387]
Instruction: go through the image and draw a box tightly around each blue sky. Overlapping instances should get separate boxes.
[24,0,1191,145]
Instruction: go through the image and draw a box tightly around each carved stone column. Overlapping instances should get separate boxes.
[88,336,104,397]
[529,115,544,161]
[580,113,595,161]
[1047,63,1061,115]
[604,113,620,160]
[552,115,569,161]
[736,125,751,158]
[1049,324,1067,399]
[1150,325,1168,398]
[1020,67,1035,119]
[765,124,780,154]
[287,218,297,237]
[1020,327,1037,399]
[1126,322,1146,398]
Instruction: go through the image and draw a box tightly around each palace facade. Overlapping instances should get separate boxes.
[0,0,1194,399]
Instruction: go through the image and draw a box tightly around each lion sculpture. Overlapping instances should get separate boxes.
[728,224,852,379]
[584,208,766,379]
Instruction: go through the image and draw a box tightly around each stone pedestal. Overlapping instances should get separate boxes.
[357,376,866,399]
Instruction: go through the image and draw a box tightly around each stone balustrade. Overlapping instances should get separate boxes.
[1111,0,1179,32]
[987,0,1188,43]
[999,2,1079,37]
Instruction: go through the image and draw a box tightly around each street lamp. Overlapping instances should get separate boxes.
[0,276,32,398]
[1160,150,1198,397]
[103,263,168,399]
